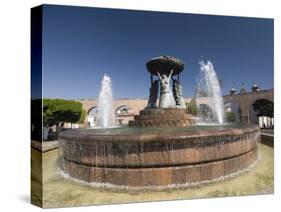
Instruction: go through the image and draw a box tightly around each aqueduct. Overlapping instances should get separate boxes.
[77,88,273,127]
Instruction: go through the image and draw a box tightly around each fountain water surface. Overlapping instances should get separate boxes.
[196,60,225,124]
[96,74,115,128]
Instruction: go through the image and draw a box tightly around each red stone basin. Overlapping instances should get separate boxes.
[58,124,260,189]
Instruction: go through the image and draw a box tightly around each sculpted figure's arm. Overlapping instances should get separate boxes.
[157,72,163,81]
[168,69,174,79]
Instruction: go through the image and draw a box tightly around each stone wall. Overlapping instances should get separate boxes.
[77,89,273,127]
[223,89,273,123]
[78,98,192,126]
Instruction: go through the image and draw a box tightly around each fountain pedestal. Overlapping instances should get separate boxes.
[129,108,197,127]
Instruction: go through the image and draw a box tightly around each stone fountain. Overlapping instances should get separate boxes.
[129,56,196,127]
[59,56,259,190]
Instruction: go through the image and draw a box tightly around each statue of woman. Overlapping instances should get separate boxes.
[172,78,181,106]
[172,78,186,109]
[157,70,173,108]
[146,79,159,108]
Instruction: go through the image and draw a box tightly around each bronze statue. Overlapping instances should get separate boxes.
[146,79,159,108]
[172,78,186,108]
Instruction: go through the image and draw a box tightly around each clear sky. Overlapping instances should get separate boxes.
[42,4,273,99]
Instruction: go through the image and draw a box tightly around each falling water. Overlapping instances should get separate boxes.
[96,74,115,128]
[196,60,225,124]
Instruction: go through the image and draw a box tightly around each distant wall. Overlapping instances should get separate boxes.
[76,88,273,127]
[78,98,192,126]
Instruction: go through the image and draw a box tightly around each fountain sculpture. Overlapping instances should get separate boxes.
[59,56,259,190]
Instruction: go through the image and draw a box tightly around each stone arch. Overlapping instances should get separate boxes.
[223,89,274,123]
[249,98,274,127]
[224,102,232,113]
[250,94,273,109]
[87,106,98,127]
[115,105,133,125]
[88,106,98,114]
[115,105,132,115]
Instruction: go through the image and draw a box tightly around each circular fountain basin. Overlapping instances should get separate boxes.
[58,124,260,190]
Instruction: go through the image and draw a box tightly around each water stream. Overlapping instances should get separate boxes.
[196,60,225,124]
[96,74,115,128]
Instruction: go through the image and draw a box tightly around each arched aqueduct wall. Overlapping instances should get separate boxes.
[223,89,273,123]
[77,89,273,126]
[78,98,150,126]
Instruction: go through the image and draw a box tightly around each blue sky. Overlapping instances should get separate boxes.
[42,5,273,99]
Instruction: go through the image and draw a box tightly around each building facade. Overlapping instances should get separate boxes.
[75,88,273,127]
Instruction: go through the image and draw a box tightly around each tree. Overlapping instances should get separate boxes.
[43,99,84,127]
[78,109,86,124]
[186,98,198,116]
[252,99,273,117]
[226,112,236,122]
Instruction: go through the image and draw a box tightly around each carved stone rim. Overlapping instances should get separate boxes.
[59,124,260,143]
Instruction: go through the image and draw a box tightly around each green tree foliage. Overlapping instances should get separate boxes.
[225,111,236,122]
[78,109,86,124]
[252,99,273,117]
[43,99,84,127]
[186,98,198,116]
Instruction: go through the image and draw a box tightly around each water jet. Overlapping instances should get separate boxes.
[96,74,115,128]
